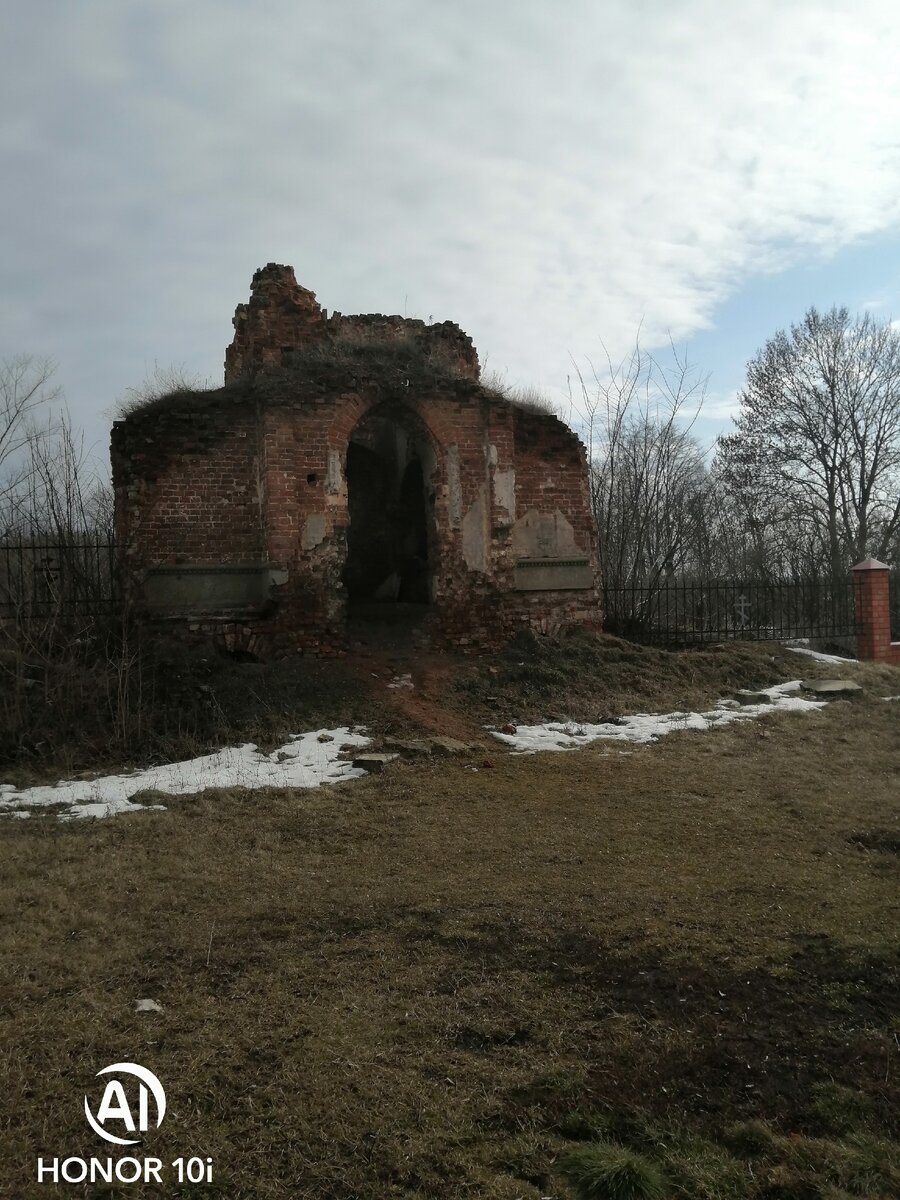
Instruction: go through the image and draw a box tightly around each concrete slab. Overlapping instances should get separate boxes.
[800,679,863,696]
[351,753,399,774]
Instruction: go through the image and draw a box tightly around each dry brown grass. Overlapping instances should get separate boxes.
[0,644,898,1197]
[0,637,378,786]
[452,628,899,725]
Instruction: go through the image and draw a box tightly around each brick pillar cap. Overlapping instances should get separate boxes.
[852,557,890,571]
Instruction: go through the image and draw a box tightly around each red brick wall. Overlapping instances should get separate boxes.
[327,313,479,379]
[113,380,602,654]
[111,401,263,568]
[225,265,326,381]
[510,407,597,551]
[225,263,479,384]
[853,564,900,665]
[114,267,602,655]
[429,403,602,647]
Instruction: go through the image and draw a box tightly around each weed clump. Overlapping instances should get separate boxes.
[720,1118,777,1158]
[808,1082,873,1136]
[480,369,559,415]
[847,830,900,855]
[559,1142,669,1200]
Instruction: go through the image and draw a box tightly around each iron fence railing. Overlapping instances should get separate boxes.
[0,535,118,619]
[0,539,877,648]
[603,577,859,644]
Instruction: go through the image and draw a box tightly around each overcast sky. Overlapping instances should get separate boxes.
[3,0,900,466]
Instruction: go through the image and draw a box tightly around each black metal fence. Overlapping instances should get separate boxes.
[0,534,118,620]
[603,577,859,645]
[0,538,878,648]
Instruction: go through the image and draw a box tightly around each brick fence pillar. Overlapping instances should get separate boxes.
[852,558,900,665]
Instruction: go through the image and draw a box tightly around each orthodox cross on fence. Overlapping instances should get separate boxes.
[734,592,751,630]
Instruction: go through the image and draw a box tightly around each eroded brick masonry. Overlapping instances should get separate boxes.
[112,265,602,655]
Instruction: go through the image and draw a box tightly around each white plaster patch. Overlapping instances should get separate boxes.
[447,445,462,528]
[325,448,343,496]
[301,512,327,550]
[510,509,580,558]
[490,682,826,753]
[493,467,516,521]
[0,727,370,821]
[462,488,488,571]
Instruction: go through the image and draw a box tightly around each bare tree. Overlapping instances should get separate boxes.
[14,414,111,536]
[699,478,823,580]
[0,365,128,766]
[569,334,713,590]
[0,354,114,538]
[0,355,61,508]
[717,307,900,578]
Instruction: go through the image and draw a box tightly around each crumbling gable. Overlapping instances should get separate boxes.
[111,264,601,655]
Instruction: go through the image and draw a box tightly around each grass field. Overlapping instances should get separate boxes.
[1,636,898,1198]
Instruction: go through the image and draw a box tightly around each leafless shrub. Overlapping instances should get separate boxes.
[0,360,141,766]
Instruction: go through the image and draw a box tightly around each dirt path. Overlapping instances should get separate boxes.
[355,646,491,744]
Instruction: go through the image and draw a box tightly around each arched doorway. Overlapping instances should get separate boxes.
[342,405,437,612]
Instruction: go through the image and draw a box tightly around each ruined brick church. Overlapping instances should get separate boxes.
[112,265,601,655]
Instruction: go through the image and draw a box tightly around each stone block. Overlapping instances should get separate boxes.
[513,558,594,592]
[142,564,273,612]
[352,753,398,773]
[800,679,863,696]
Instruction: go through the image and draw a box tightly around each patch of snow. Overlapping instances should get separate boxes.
[491,682,826,754]
[759,681,802,696]
[387,673,414,689]
[0,727,370,822]
[135,998,163,1013]
[785,645,856,665]
[883,695,900,702]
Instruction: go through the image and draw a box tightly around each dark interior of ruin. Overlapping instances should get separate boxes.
[342,408,435,610]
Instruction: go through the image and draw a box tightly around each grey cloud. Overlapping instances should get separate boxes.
[2,0,900,463]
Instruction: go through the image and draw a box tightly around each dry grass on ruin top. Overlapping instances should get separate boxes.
[115,335,479,420]
[115,338,563,420]
[1,659,898,1198]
